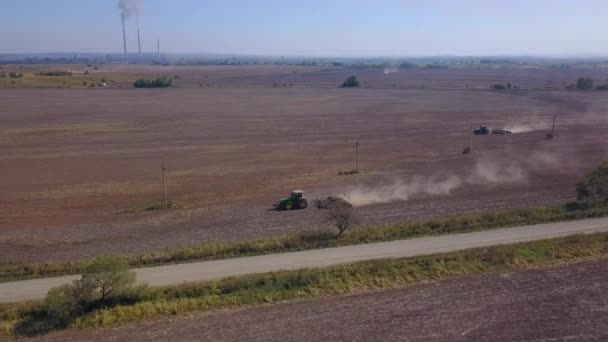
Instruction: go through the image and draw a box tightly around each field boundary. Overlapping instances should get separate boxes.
[1,201,607,283]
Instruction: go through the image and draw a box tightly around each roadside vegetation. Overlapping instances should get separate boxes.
[325,204,358,237]
[2,200,608,283]
[2,232,608,337]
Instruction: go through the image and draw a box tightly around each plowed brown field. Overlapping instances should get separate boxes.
[2,66,608,263]
[31,258,608,341]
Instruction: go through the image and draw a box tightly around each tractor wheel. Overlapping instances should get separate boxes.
[284,201,294,210]
[298,198,308,209]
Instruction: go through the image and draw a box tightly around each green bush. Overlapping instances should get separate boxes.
[338,169,359,175]
[341,75,360,88]
[133,77,172,88]
[596,84,608,91]
[7,256,138,335]
[43,285,82,326]
[35,71,72,76]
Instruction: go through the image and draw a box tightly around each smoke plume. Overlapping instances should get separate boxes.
[118,0,139,21]
[117,0,142,59]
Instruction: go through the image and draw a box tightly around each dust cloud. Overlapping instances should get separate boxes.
[383,65,400,75]
[344,174,462,206]
[341,151,562,207]
[504,122,551,133]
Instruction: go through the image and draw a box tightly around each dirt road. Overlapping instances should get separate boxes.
[2,217,608,303]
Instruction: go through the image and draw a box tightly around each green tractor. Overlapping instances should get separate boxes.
[276,190,308,210]
[473,125,490,135]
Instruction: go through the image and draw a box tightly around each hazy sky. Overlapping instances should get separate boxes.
[2,0,607,56]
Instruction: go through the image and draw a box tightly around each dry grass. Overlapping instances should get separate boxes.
[0,72,135,88]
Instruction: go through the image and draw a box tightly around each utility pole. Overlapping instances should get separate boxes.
[355,141,359,171]
[161,164,168,208]
[552,112,557,137]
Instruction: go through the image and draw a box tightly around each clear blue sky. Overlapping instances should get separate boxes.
[2,0,607,56]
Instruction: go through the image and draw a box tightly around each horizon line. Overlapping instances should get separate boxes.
[2,52,608,60]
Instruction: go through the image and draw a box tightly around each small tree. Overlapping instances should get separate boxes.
[326,205,357,237]
[133,77,172,88]
[576,161,608,201]
[596,84,608,91]
[41,256,136,329]
[576,77,594,90]
[79,256,136,302]
[341,75,360,88]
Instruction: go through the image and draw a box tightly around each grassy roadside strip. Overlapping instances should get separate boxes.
[2,231,608,337]
[2,201,608,283]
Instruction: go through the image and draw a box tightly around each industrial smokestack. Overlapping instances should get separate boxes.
[157,38,160,61]
[121,17,128,60]
[117,0,140,60]
[136,16,142,59]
